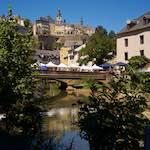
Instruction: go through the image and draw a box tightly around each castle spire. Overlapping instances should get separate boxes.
[56,9,62,24]
[80,17,83,26]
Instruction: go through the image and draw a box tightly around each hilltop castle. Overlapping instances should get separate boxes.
[33,9,94,37]
[32,9,94,64]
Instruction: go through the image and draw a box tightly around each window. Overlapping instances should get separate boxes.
[125,39,128,47]
[140,50,144,56]
[124,52,128,60]
[143,17,150,24]
[70,55,74,60]
[140,35,144,44]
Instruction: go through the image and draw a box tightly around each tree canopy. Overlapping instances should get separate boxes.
[78,26,116,65]
[78,75,149,150]
[0,9,35,106]
[128,56,150,70]
[78,60,150,149]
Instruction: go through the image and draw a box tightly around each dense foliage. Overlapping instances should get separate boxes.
[78,77,149,149]
[0,9,44,147]
[78,26,116,65]
[127,56,150,93]
[128,56,150,70]
[0,9,35,106]
[78,66,150,149]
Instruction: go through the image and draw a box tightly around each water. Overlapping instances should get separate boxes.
[41,87,90,150]
[0,88,90,150]
[43,107,89,150]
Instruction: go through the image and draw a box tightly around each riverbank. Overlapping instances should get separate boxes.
[39,89,90,109]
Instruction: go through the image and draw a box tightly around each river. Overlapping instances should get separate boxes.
[41,88,90,150]
[0,87,90,150]
[42,107,89,150]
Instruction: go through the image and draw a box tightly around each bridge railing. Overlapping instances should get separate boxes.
[33,70,109,80]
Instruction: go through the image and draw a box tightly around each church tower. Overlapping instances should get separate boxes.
[80,17,83,26]
[56,9,62,24]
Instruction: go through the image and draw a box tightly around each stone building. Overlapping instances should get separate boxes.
[33,9,94,37]
[117,11,150,63]
[68,44,86,66]
[33,9,94,64]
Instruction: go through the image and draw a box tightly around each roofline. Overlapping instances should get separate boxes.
[117,11,150,36]
[117,26,150,38]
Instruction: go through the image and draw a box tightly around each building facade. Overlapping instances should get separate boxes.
[32,9,94,64]
[117,11,150,63]
[33,9,94,37]
[68,44,86,66]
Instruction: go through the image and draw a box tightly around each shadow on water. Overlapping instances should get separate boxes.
[0,86,90,150]
[0,129,29,150]
[0,107,89,150]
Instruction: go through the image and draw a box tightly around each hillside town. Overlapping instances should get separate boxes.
[2,9,94,66]
[0,3,150,150]
[1,9,150,71]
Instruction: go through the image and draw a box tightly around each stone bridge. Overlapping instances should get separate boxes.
[33,70,110,94]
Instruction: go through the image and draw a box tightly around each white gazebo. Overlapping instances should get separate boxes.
[92,64,103,71]
[80,65,92,72]
[69,64,80,72]
[57,63,68,71]
[46,61,57,67]
[46,61,57,71]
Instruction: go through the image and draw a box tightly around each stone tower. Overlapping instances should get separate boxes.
[80,17,83,26]
[56,9,62,24]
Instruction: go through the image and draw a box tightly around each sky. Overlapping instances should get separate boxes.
[0,0,150,32]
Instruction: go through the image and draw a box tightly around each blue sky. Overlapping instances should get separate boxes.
[0,0,150,32]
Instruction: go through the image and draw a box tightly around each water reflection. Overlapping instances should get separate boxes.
[43,108,78,134]
[43,107,89,150]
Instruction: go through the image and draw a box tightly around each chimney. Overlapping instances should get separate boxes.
[126,19,137,29]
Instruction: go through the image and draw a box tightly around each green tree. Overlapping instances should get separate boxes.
[0,8,35,107]
[0,9,44,146]
[24,18,30,28]
[128,56,150,71]
[78,74,149,150]
[127,56,150,93]
[78,26,116,65]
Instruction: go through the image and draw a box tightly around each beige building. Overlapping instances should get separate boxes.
[59,35,87,65]
[60,47,71,65]
[117,11,150,63]
[33,9,94,37]
[32,9,94,64]
[68,44,86,66]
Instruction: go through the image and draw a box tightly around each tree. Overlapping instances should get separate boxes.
[78,74,149,150]
[0,10,45,147]
[0,8,35,107]
[128,56,150,70]
[24,18,30,28]
[78,26,116,65]
[127,56,150,93]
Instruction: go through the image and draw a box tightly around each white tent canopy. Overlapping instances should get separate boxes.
[80,65,92,71]
[92,64,103,70]
[57,63,68,68]
[57,63,69,71]
[39,63,47,67]
[69,64,80,68]
[46,61,57,67]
